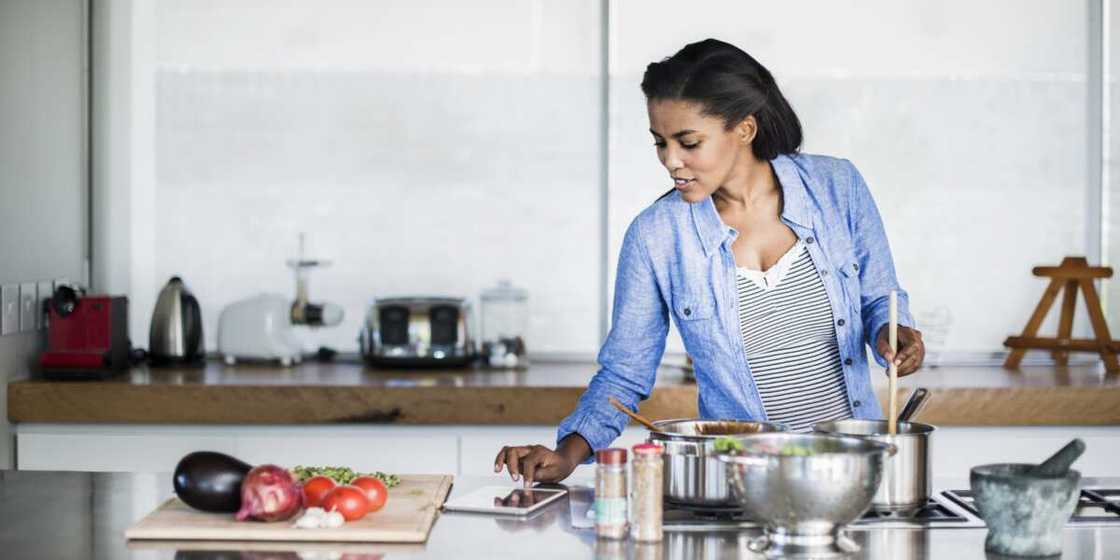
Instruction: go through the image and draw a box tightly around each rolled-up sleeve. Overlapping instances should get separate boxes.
[847,161,914,367]
[556,218,668,459]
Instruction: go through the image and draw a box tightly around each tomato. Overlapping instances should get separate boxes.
[302,475,337,508]
[351,476,389,513]
[321,485,370,521]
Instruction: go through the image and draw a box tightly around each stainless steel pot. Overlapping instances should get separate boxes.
[716,432,896,557]
[647,418,786,508]
[813,419,935,512]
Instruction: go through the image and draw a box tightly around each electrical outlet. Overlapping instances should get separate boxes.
[37,280,52,329]
[19,283,36,332]
[1,285,18,335]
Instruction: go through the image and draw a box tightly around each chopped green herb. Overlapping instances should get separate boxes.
[779,445,814,457]
[713,437,744,453]
[290,465,401,488]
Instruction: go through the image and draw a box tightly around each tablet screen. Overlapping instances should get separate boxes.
[443,486,567,515]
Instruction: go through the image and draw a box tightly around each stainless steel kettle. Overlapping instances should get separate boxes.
[149,276,204,365]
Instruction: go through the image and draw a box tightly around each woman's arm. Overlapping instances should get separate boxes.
[493,217,669,486]
[555,218,669,455]
[845,161,919,369]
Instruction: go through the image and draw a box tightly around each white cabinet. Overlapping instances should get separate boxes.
[15,423,1120,478]
[17,429,236,472]
[458,426,649,479]
[15,425,457,474]
[926,426,1120,480]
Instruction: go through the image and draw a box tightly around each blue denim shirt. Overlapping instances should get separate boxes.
[557,153,914,455]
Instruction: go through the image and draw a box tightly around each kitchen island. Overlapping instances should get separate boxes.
[3,470,1119,559]
[7,359,1120,478]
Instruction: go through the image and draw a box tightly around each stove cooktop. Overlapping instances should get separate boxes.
[857,499,971,525]
[943,488,1120,525]
[662,488,1120,531]
[663,494,983,531]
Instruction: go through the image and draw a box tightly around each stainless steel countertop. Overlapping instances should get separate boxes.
[2,470,1118,559]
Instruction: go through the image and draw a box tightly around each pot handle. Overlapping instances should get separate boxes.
[884,443,899,457]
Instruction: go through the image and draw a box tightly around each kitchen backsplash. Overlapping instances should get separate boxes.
[156,71,602,354]
[103,0,1096,356]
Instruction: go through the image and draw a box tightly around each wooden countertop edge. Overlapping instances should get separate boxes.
[8,383,1120,426]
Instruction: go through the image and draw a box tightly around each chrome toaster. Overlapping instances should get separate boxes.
[359,296,476,367]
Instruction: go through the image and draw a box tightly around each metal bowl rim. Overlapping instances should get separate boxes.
[648,418,789,440]
[812,418,936,436]
[712,432,895,460]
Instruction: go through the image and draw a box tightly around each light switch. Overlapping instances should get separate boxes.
[1,285,18,336]
[19,283,36,332]
[37,280,53,329]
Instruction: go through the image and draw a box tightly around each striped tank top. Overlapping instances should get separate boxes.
[736,241,852,432]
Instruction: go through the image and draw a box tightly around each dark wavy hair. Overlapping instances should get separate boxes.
[641,39,802,161]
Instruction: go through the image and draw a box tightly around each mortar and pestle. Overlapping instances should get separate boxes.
[970,438,1085,557]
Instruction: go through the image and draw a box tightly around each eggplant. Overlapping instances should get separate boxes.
[173,451,252,513]
[175,553,299,560]
[174,552,247,560]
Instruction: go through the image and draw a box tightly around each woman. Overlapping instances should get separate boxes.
[495,38,924,486]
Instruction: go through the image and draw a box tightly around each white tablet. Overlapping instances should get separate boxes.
[443,486,568,516]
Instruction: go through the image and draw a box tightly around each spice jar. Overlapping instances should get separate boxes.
[595,447,628,540]
[633,541,664,560]
[630,443,663,542]
[479,280,529,368]
[593,538,627,560]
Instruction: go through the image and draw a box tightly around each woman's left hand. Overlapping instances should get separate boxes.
[875,325,925,376]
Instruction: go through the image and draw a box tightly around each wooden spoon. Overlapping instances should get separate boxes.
[888,290,899,436]
[608,397,659,431]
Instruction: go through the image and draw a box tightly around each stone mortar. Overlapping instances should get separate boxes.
[970,463,1080,557]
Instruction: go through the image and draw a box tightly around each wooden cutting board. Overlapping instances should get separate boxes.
[126,474,452,543]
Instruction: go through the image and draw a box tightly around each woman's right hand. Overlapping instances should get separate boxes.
[493,445,576,487]
[493,434,591,487]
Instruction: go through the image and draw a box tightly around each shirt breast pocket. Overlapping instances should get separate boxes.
[671,290,715,322]
[837,258,862,311]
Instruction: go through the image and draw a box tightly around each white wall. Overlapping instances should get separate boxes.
[96,0,1110,361]
[0,0,87,470]
[1109,0,1120,325]
[0,0,88,470]
[99,0,604,355]
[609,0,1093,356]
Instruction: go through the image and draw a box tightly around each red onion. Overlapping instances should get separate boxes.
[234,464,303,522]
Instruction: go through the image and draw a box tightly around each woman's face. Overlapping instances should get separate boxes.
[647,99,753,203]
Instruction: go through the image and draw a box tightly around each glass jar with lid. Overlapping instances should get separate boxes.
[479,279,529,368]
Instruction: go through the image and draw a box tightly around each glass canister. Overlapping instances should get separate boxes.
[479,279,529,368]
[630,443,663,542]
[595,448,628,540]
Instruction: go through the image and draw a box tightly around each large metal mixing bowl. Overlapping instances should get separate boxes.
[647,419,787,508]
[716,433,896,557]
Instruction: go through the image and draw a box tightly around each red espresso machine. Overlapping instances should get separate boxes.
[38,285,129,377]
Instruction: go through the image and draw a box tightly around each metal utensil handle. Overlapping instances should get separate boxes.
[897,388,930,423]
